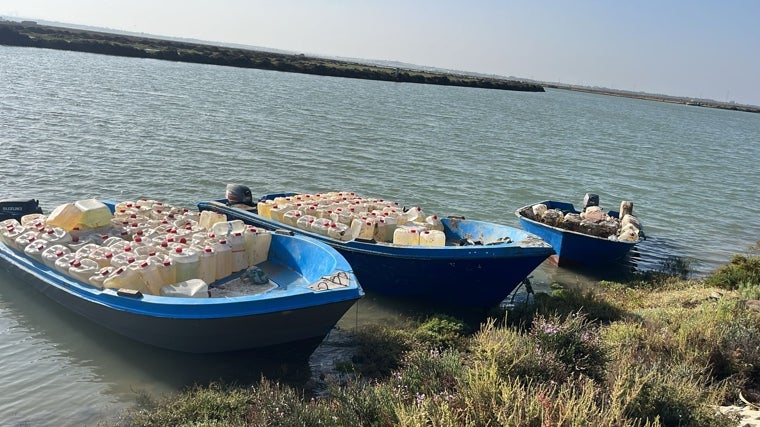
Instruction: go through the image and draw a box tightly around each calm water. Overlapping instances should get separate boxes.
[1,46,759,425]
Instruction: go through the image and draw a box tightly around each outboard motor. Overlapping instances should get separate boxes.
[225,184,253,206]
[0,199,43,222]
[581,193,599,212]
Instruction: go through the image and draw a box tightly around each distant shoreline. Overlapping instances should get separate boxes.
[545,83,760,114]
[2,19,758,113]
[0,20,543,93]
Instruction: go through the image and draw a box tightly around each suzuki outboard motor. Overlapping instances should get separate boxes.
[225,184,253,206]
[0,199,44,222]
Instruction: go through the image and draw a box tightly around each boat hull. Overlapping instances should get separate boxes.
[331,246,548,306]
[0,231,362,353]
[516,201,640,267]
[199,200,554,308]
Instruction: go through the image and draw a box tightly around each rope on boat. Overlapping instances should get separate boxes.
[309,271,351,291]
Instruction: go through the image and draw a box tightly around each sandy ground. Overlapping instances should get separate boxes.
[719,405,760,426]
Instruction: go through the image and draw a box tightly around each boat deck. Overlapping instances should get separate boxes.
[208,261,306,298]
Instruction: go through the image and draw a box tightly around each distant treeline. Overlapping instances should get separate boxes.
[0,20,544,93]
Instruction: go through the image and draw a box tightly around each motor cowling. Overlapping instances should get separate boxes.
[0,199,43,221]
[225,184,253,206]
[581,193,599,212]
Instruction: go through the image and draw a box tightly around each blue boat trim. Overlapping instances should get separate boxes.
[515,200,642,267]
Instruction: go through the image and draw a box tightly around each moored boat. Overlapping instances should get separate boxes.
[0,197,363,353]
[197,185,554,308]
[515,194,643,267]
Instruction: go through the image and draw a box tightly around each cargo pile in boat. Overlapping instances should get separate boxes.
[519,198,641,242]
[1,198,274,297]
[257,191,446,246]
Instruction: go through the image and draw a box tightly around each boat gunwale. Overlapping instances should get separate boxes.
[514,200,643,246]
[0,238,362,319]
[199,200,554,260]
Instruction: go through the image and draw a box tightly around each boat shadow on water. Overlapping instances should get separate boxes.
[345,288,510,330]
[532,234,701,292]
[632,234,703,278]
[540,258,639,287]
[0,265,325,396]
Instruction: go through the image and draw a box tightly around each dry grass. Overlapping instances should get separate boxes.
[115,256,760,426]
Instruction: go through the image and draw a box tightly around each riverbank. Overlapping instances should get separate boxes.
[115,253,760,426]
[0,20,543,93]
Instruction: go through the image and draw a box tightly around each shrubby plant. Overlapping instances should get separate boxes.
[530,311,606,382]
[705,254,760,290]
[413,314,469,351]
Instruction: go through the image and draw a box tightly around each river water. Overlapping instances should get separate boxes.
[1,46,759,425]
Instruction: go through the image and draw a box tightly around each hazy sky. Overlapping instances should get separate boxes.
[3,0,759,106]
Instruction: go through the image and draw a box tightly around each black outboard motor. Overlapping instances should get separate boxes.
[0,199,44,222]
[225,184,253,206]
[581,193,599,212]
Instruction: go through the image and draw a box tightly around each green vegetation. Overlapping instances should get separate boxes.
[113,249,760,427]
[704,243,760,300]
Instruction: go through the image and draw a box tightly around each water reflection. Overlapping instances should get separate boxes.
[0,266,319,400]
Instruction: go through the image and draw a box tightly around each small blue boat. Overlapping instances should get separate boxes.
[198,187,553,308]
[0,199,363,353]
[515,199,643,267]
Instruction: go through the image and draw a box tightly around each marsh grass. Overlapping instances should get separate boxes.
[116,255,760,427]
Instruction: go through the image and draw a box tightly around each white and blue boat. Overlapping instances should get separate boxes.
[198,185,554,308]
[0,198,363,353]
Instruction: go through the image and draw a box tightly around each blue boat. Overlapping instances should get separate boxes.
[0,198,363,353]
[198,187,553,308]
[515,199,643,267]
